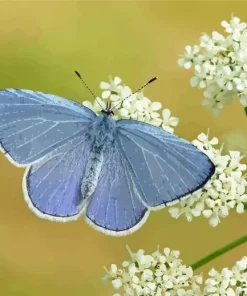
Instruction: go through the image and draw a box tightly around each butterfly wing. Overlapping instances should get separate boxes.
[0,89,96,220]
[24,132,94,221]
[116,119,215,209]
[0,89,96,165]
[85,140,149,236]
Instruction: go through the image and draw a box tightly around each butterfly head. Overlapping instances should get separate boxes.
[101,101,114,116]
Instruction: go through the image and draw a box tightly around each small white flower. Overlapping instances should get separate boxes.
[112,278,122,289]
[161,109,179,133]
[178,45,200,69]
[100,76,122,99]
[236,256,247,270]
[221,16,247,34]
[239,94,247,106]
[168,132,247,227]
[200,32,226,54]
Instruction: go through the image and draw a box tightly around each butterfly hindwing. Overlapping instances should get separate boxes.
[24,131,94,221]
[85,140,149,235]
[116,119,215,208]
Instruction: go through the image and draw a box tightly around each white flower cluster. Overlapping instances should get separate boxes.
[169,131,247,227]
[204,256,247,295]
[178,15,247,115]
[82,76,179,133]
[103,246,202,296]
[103,246,247,296]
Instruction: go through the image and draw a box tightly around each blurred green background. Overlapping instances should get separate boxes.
[0,1,247,295]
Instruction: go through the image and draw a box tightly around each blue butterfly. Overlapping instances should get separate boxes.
[0,74,215,236]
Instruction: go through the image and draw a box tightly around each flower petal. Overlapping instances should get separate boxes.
[162,108,171,120]
[113,76,121,85]
[82,101,93,109]
[151,102,162,111]
[102,90,111,99]
[150,112,160,119]
[169,117,179,126]
[100,81,110,89]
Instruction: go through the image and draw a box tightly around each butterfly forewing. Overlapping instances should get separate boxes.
[0,89,95,165]
[116,119,215,208]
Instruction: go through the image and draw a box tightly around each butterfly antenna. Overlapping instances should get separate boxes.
[110,77,158,111]
[75,70,104,109]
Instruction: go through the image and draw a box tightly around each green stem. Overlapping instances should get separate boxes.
[191,234,247,270]
[244,203,247,210]
[244,107,247,116]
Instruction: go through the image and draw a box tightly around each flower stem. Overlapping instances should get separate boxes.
[244,107,247,116]
[191,234,247,270]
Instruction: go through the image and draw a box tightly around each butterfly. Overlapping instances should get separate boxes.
[0,73,215,236]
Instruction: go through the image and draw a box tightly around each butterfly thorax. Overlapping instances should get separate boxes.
[79,114,116,208]
[91,114,116,145]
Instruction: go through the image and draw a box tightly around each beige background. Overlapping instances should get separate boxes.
[0,1,246,295]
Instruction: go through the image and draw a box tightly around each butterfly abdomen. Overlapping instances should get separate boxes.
[80,143,105,209]
[79,115,116,210]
